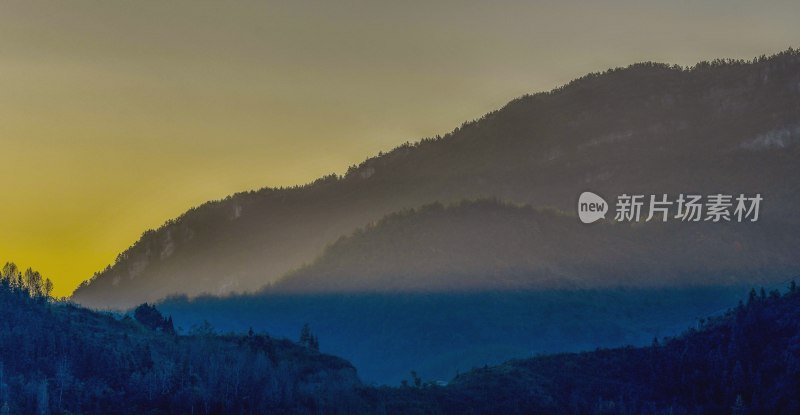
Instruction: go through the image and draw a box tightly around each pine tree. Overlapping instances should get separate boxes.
[731,394,747,415]
[36,380,49,415]
[299,323,313,348]
[411,371,422,388]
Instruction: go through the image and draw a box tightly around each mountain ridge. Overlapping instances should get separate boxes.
[73,49,800,309]
[269,198,800,293]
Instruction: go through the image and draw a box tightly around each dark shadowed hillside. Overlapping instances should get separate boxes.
[7,262,800,413]
[362,283,800,414]
[0,264,362,414]
[73,50,800,309]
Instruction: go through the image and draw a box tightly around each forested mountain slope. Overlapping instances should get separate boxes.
[0,265,360,414]
[73,50,800,309]
[365,283,800,414]
[271,199,799,292]
[8,261,800,413]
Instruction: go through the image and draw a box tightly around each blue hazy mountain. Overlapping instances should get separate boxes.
[5,265,799,413]
[158,286,753,385]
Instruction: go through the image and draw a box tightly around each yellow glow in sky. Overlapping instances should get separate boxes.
[1,0,798,297]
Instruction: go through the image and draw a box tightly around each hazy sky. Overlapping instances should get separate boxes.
[1,0,798,296]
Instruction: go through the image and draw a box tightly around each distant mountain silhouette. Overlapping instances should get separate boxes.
[73,50,800,309]
[270,199,800,293]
